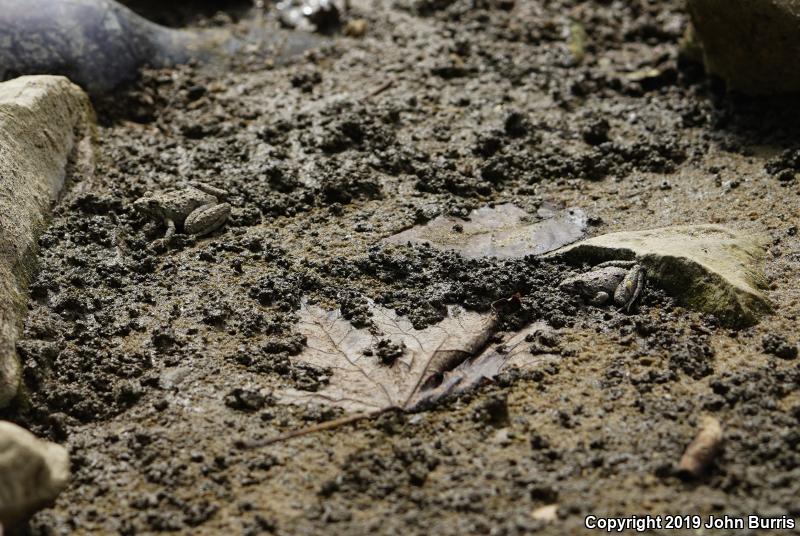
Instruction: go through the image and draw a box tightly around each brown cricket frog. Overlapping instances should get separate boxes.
[134,182,231,245]
[558,260,646,311]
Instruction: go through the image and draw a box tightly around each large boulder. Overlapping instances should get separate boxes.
[687,0,800,94]
[0,421,70,527]
[548,225,772,327]
[0,76,94,408]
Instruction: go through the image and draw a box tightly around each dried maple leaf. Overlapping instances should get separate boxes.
[243,303,560,447]
[383,203,587,259]
[278,301,498,413]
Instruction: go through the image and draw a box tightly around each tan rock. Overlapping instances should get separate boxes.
[0,76,94,407]
[344,19,368,38]
[532,504,558,522]
[548,225,771,327]
[0,421,70,526]
[679,416,723,478]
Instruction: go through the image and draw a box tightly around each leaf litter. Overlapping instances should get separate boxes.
[279,301,497,413]
[383,203,587,260]
[242,300,560,447]
[243,202,583,446]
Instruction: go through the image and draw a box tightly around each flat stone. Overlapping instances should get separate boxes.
[687,0,800,94]
[0,421,70,527]
[547,225,772,327]
[0,75,94,407]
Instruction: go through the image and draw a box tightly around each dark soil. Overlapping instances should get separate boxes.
[4,0,800,534]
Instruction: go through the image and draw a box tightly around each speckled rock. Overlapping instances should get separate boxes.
[548,225,771,327]
[0,421,70,527]
[0,76,94,408]
[687,0,800,94]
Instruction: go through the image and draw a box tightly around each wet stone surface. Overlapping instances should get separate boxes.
[2,0,800,534]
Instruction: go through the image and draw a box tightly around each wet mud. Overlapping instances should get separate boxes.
[3,0,800,534]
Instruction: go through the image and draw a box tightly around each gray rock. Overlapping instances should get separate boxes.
[547,225,772,327]
[0,421,70,527]
[0,75,94,408]
[687,0,800,94]
[0,0,229,95]
[0,0,326,96]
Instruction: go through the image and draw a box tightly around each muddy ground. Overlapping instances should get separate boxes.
[4,0,800,534]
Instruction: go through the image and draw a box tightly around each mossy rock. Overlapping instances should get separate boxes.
[687,0,800,94]
[547,225,772,328]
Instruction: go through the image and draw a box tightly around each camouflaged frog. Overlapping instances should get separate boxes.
[134,182,231,245]
[558,260,646,312]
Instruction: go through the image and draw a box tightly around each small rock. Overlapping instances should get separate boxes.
[678,416,722,478]
[0,421,70,526]
[159,367,191,390]
[374,339,405,366]
[687,0,800,94]
[489,428,513,447]
[290,68,322,92]
[582,117,610,146]
[548,224,772,327]
[472,393,510,427]
[277,0,344,32]
[504,111,530,138]
[775,169,797,184]
[225,388,268,412]
[531,504,558,523]
[765,148,800,183]
[344,18,368,38]
[762,334,798,360]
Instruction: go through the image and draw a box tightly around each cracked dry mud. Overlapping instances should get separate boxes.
[2,0,800,534]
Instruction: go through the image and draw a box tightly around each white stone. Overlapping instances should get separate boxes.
[0,421,70,526]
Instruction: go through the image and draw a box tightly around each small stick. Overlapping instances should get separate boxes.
[679,416,723,477]
[369,80,394,98]
[238,407,393,449]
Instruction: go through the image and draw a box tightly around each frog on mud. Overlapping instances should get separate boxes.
[558,260,646,312]
[134,182,231,246]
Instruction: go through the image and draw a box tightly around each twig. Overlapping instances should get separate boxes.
[237,407,393,449]
[368,79,394,98]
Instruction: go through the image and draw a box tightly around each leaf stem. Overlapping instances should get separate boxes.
[237,407,395,449]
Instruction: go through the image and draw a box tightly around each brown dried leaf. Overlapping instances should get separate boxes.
[383,203,587,259]
[410,322,559,409]
[279,301,497,413]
